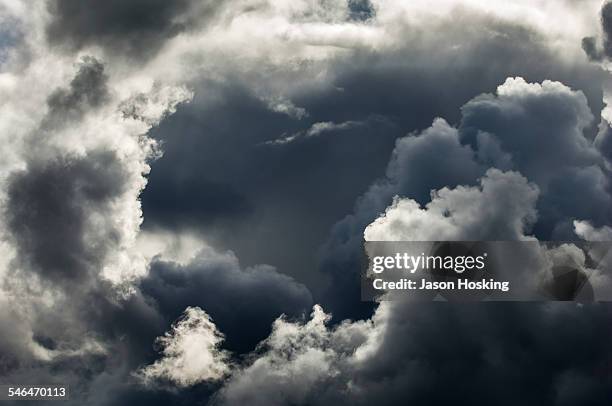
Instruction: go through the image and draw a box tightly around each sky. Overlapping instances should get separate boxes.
[1,0,612,404]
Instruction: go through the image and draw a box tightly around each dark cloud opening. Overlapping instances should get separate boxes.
[348,0,375,21]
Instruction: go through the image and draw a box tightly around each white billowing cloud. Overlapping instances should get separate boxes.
[138,306,230,387]
[215,304,374,406]
[364,168,539,241]
[574,220,612,241]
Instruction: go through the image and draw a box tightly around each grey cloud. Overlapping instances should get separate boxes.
[0,55,194,404]
[582,36,604,61]
[45,0,212,59]
[346,302,612,406]
[319,117,484,318]
[214,305,370,406]
[141,79,400,292]
[213,146,612,406]
[139,9,606,301]
[364,168,539,241]
[140,247,313,354]
[46,56,109,121]
[319,76,611,319]
[4,2,612,405]
[6,150,128,286]
[458,78,610,237]
[212,301,612,406]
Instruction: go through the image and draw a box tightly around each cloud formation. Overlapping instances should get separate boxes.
[0,1,611,405]
[138,306,230,387]
[45,0,212,59]
[140,244,313,353]
[364,169,539,241]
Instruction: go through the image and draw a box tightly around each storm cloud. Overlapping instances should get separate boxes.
[1,1,612,405]
[45,0,204,59]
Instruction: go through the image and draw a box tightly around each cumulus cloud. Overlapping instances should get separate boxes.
[317,74,612,317]
[200,300,612,406]
[214,304,373,406]
[364,169,539,241]
[459,77,609,237]
[137,306,230,387]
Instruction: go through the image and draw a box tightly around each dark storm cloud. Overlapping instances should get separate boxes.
[319,76,611,319]
[214,129,611,406]
[142,15,606,301]
[142,78,401,291]
[215,303,612,406]
[5,2,612,405]
[458,79,609,237]
[45,0,208,59]
[318,118,485,318]
[140,250,313,353]
[6,150,128,286]
[0,53,310,405]
[351,303,612,406]
[40,249,312,403]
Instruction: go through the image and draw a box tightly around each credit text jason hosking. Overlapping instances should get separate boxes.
[369,252,510,292]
